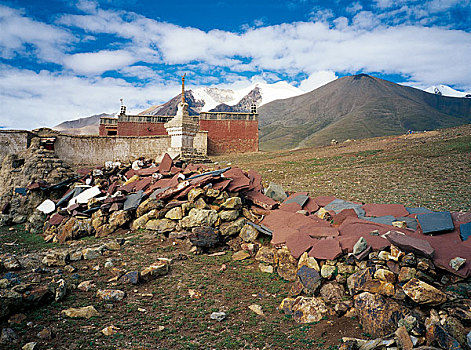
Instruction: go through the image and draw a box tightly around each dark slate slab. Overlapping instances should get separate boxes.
[396,217,418,231]
[123,190,146,211]
[297,265,322,292]
[284,194,309,207]
[406,207,433,215]
[417,211,454,234]
[460,222,471,241]
[385,231,435,258]
[363,215,395,226]
[324,199,366,217]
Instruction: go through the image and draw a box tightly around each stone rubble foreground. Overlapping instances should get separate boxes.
[0,152,470,349]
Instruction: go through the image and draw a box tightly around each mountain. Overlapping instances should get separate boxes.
[424,85,471,98]
[139,81,303,115]
[258,74,471,150]
[53,113,114,135]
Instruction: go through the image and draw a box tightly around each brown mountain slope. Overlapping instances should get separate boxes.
[258,74,471,150]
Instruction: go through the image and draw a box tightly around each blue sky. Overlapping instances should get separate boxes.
[1,0,470,129]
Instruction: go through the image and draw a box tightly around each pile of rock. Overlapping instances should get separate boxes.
[0,138,74,228]
[32,153,275,249]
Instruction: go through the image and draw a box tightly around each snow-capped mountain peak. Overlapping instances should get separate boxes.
[191,81,304,112]
[425,85,471,98]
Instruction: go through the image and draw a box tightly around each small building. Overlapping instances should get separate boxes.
[99,78,259,155]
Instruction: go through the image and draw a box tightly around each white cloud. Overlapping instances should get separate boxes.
[299,71,338,92]
[63,50,137,75]
[0,5,73,62]
[0,64,180,129]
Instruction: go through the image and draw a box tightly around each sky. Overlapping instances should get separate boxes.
[0,0,470,129]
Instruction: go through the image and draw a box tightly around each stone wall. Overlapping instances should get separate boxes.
[0,130,33,164]
[116,121,168,136]
[54,135,171,166]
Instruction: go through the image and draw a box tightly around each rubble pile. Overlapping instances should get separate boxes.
[0,139,74,229]
[1,153,471,349]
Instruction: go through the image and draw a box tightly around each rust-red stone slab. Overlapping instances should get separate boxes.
[385,231,434,258]
[136,167,159,176]
[339,216,412,237]
[285,232,317,258]
[212,179,232,191]
[244,191,277,210]
[247,170,263,192]
[308,238,342,260]
[271,227,299,245]
[125,169,136,179]
[332,208,358,225]
[284,192,309,202]
[107,181,118,195]
[134,177,153,192]
[302,226,340,238]
[50,213,66,226]
[313,195,337,207]
[303,197,320,213]
[451,212,471,224]
[362,203,409,217]
[223,167,251,192]
[159,153,173,173]
[261,210,295,231]
[337,235,389,252]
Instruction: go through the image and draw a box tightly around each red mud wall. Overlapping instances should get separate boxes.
[117,122,167,136]
[199,119,259,155]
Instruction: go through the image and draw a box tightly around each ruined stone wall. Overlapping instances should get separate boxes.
[199,119,259,154]
[0,130,33,164]
[54,135,171,166]
[194,131,208,155]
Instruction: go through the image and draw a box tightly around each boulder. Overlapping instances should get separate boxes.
[220,197,242,210]
[347,267,375,295]
[219,210,240,222]
[361,280,395,297]
[188,226,220,247]
[0,289,22,319]
[136,198,164,217]
[277,248,297,281]
[426,323,463,350]
[297,265,322,294]
[402,278,447,305]
[265,182,287,202]
[279,296,329,323]
[255,247,277,265]
[108,210,132,229]
[298,252,320,271]
[180,208,218,229]
[42,251,68,266]
[146,219,177,233]
[239,224,259,242]
[82,247,102,260]
[320,282,346,305]
[165,207,183,220]
[354,292,407,337]
[219,217,246,237]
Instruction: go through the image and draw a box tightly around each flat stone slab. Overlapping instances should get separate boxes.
[303,226,340,238]
[283,194,309,207]
[223,168,251,192]
[325,199,365,217]
[385,231,435,258]
[313,195,337,207]
[395,216,419,231]
[331,208,358,225]
[308,238,342,260]
[417,211,454,234]
[302,197,319,213]
[362,203,409,217]
[337,235,389,252]
[279,202,303,213]
[406,207,433,215]
[460,222,471,241]
[363,215,395,226]
[285,233,317,258]
[272,227,299,245]
[452,211,471,224]
[244,191,277,210]
[339,216,411,237]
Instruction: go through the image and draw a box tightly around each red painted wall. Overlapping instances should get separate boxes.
[99,124,117,136]
[199,119,258,154]
[117,122,167,136]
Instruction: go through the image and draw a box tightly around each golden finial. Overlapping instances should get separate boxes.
[181,73,186,105]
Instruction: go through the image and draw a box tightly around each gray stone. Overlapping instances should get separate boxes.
[353,237,367,255]
[363,215,395,225]
[22,342,37,350]
[417,211,454,234]
[96,289,126,302]
[239,224,259,242]
[123,190,145,211]
[189,226,220,247]
[297,265,322,294]
[55,279,67,302]
[284,194,309,207]
[265,182,287,202]
[210,311,226,321]
[119,271,139,285]
[449,257,466,271]
[1,327,18,343]
[324,199,366,217]
[219,217,246,236]
[467,331,471,348]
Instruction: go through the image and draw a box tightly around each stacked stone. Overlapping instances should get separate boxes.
[0,139,74,228]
